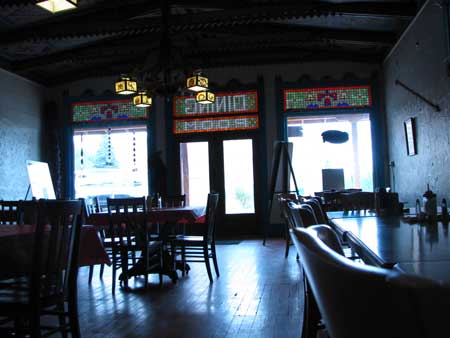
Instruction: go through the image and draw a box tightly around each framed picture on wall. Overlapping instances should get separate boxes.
[404,117,417,156]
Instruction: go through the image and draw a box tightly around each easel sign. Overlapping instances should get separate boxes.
[26,160,56,199]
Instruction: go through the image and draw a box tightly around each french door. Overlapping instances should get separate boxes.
[176,134,261,237]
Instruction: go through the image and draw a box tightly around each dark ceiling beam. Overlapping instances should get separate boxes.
[11,35,161,71]
[34,42,382,86]
[0,1,415,45]
[12,20,394,72]
[0,0,159,45]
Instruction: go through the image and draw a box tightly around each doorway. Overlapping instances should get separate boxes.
[177,134,260,237]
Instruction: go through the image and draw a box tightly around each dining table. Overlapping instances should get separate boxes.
[87,206,206,283]
[329,212,450,283]
[0,224,110,279]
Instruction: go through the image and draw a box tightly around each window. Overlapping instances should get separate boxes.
[287,113,373,195]
[73,125,148,207]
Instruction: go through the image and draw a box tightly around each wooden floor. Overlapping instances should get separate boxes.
[76,239,305,338]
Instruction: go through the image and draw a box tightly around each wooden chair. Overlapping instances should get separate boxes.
[277,194,299,258]
[340,191,375,212]
[291,226,431,338]
[78,197,106,284]
[173,193,219,283]
[303,197,329,224]
[17,200,39,225]
[107,197,163,293]
[162,194,186,208]
[0,200,20,225]
[0,199,83,337]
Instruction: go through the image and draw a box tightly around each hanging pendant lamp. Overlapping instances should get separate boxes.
[36,0,77,13]
[115,75,137,95]
[196,89,215,104]
[186,71,209,92]
[133,90,152,108]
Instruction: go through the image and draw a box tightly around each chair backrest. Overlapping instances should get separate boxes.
[0,200,20,224]
[303,198,328,224]
[291,227,427,338]
[18,199,39,225]
[31,199,82,304]
[162,194,186,208]
[306,224,345,256]
[204,193,219,241]
[340,191,375,211]
[107,197,147,248]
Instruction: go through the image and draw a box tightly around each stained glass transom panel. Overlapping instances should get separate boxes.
[284,86,372,111]
[174,116,259,134]
[72,99,148,123]
[173,90,258,117]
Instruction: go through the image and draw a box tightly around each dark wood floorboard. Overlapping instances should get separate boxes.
[75,239,304,338]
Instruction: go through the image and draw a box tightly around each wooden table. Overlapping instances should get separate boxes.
[330,214,450,283]
[87,206,206,283]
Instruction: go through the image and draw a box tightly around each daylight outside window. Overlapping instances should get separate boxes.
[287,113,373,196]
[73,126,148,208]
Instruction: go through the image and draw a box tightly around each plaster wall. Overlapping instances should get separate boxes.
[0,68,46,200]
[384,0,450,206]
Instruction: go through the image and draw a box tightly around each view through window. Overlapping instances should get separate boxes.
[287,113,373,196]
[73,126,148,208]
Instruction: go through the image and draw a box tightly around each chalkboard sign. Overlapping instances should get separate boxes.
[26,160,56,199]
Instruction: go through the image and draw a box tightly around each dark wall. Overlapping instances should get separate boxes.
[384,0,450,206]
[0,69,46,200]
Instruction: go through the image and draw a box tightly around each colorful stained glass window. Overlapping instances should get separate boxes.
[284,86,372,111]
[174,116,259,134]
[72,99,148,123]
[173,90,258,117]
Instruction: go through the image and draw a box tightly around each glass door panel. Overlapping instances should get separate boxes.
[179,142,210,206]
[223,139,255,214]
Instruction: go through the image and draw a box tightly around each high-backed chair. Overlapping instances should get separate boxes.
[173,193,219,283]
[79,197,105,284]
[291,226,435,338]
[303,198,329,224]
[0,200,20,224]
[277,194,299,258]
[340,191,375,212]
[162,194,186,208]
[107,197,163,293]
[0,199,83,337]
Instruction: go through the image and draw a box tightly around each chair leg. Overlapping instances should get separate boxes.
[159,246,164,287]
[112,256,117,294]
[57,301,68,338]
[181,245,186,276]
[30,311,41,338]
[68,297,81,338]
[99,263,105,279]
[88,265,94,284]
[203,244,213,283]
[285,224,290,258]
[211,243,220,277]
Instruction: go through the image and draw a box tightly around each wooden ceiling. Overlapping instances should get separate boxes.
[0,0,418,87]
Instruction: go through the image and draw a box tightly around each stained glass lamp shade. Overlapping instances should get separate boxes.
[133,91,152,108]
[186,73,209,92]
[115,76,137,95]
[36,0,77,13]
[196,90,215,104]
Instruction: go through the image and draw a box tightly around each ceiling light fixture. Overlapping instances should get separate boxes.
[133,90,152,108]
[115,75,137,95]
[36,0,77,13]
[186,70,209,92]
[196,89,215,104]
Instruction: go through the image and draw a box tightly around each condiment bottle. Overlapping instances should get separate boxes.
[423,184,437,219]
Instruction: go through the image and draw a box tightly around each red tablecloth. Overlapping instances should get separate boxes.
[88,206,206,227]
[0,224,110,277]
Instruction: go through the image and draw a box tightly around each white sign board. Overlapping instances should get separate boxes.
[26,160,56,199]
